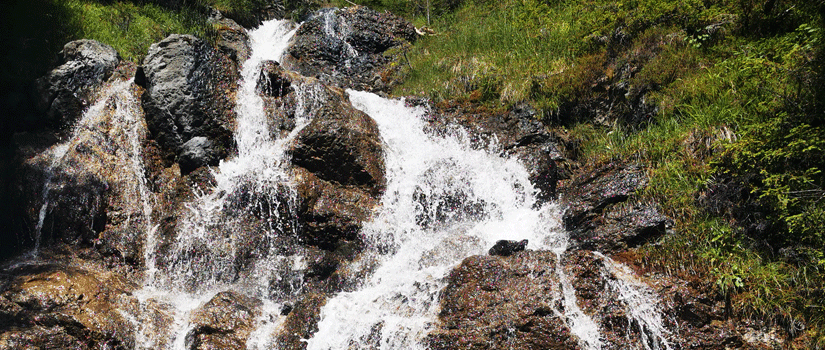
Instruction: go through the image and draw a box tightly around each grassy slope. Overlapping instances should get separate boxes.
[3,0,824,346]
[390,0,825,346]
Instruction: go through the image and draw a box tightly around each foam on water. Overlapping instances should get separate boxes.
[306,91,603,349]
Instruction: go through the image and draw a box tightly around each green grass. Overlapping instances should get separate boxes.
[392,0,825,346]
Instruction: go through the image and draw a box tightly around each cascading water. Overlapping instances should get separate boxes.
[305,91,605,349]
[27,79,145,259]
[123,16,676,350]
[595,252,673,350]
[133,19,306,350]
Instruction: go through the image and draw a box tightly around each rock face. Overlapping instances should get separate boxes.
[137,34,238,174]
[0,255,137,349]
[209,11,251,64]
[428,251,581,349]
[186,291,261,350]
[36,39,120,130]
[255,62,385,252]
[488,239,528,256]
[282,6,417,92]
[14,74,153,262]
[423,101,572,202]
[561,163,671,253]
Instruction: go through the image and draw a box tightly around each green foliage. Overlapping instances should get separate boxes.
[392,0,825,344]
[61,0,210,62]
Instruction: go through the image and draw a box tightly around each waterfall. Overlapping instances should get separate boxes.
[25,79,144,259]
[134,19,304,350]
[305,91,604,349]
[595,252,673,350]
[123,16,675,350]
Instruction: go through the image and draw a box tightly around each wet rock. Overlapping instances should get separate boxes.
[563,250,673,348]
[560,163,670,253]
[289,85,385,194]
[17,159,109,247]
[278,79,384,253]
[488,239,528,256]
[0,260,137,349]
[282,6,417,92]
[275,292,327,350]
[573,201,671,253]
[14,83,154,261]
[428,251,580,349]
[178,136,218,174]
[186,291,261,350]
[138,34,237,174]
[258,61,294,98]
[292,167,378,250]
[208,10,251,64]
[36,39,120,130]
[424,101,572,202]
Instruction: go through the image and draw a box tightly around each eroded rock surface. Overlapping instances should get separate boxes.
[0,254,137,349]
[282,6,417,92]
[428,251,581,349]
[186,291,261,350]
[14,78,153,262]
[137,34,238,174]
[561,163,671,253]
[36,39,120,130]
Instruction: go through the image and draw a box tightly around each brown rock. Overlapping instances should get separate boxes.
[275,292,327,350]
[186,291,262,350]
[0,260,137,349]
[290,86,385,195]
[428,251,580,350]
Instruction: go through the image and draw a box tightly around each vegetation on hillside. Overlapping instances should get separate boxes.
[2,0,824,346]
[386,0,825,346]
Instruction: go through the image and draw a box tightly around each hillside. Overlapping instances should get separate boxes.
[1,0,824,348]
[391,0,825,346]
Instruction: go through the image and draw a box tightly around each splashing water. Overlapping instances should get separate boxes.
[134,19,307,350]
[118,16,674,350]
[595,252,673,350]
[305,91,604,349]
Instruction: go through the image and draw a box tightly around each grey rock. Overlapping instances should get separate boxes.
[178,136,217,174]
[138,34,235,174]
[282,7,417,92]
[36,40,120,129]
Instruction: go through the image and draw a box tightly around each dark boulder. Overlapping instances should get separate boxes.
[293,168,378,251]
[35,39,120,130]
[488,239,528,256]
[282,6,417,92]
[289,87,385,195]
[285,81,385,252]
[186,291,261,350]
[138,34,237,174]
[428,251,581,349]
[208,10,251,64]
[560,163,670,253]
[178,136,218,174]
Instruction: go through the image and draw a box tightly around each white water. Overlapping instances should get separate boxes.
[117,16,673,350]
[305,91,604,349]
[134,19,304,350]
[31,143,69,258]
[596,252,673,350]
